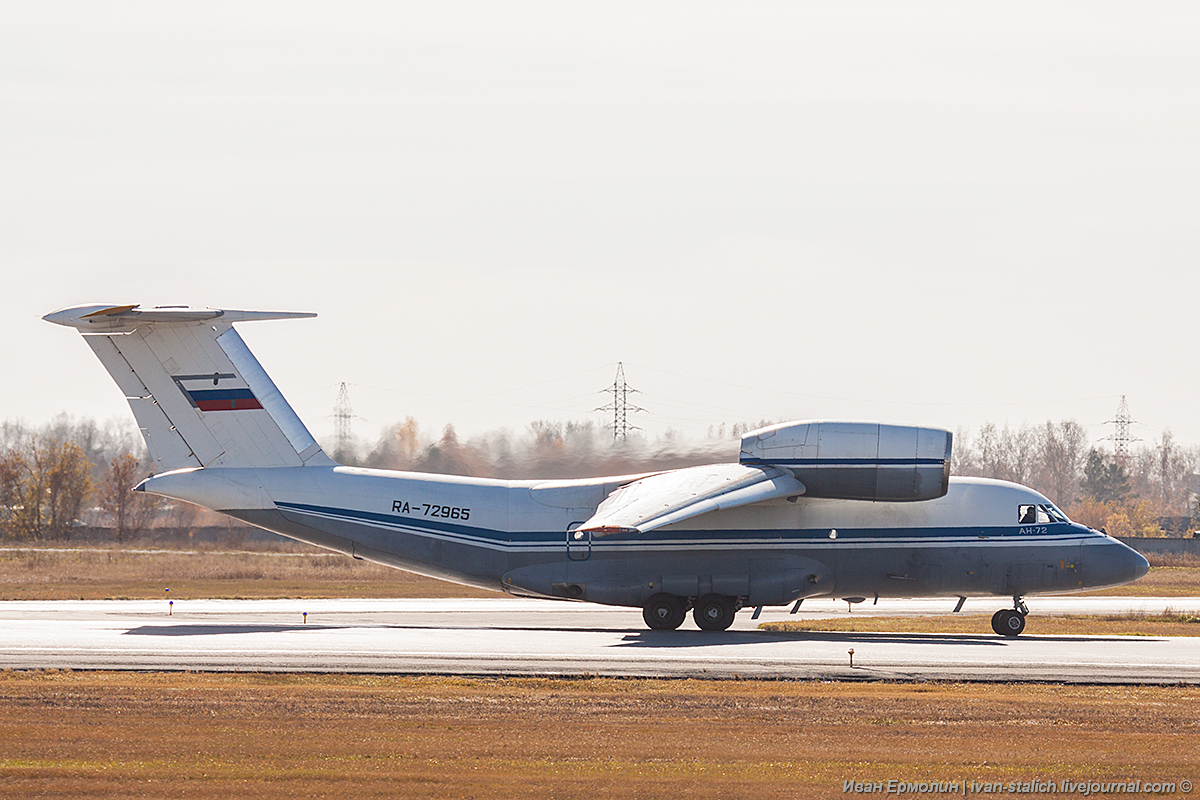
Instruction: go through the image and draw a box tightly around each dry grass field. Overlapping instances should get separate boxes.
[0,546,503,600]
[1088,568,1200,596]
[0,672,1197,799]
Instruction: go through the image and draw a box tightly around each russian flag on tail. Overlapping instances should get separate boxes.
[173,374,264,412]
[184,387,264,412]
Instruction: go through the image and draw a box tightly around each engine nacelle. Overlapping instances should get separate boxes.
[739,420,952,502]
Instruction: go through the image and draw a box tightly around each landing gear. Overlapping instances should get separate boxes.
[642,593,686,630]
[991,598,1028,637]
[641,592,740,631]
[693,593,737,631]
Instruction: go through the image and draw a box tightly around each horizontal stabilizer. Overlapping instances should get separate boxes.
[579,463,805,536]
[44,304,315,331]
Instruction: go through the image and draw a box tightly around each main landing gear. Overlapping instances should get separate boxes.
[692,594,737,631]
[642,593,687,631]
[991,597,1029,637]
[642,593,740,631]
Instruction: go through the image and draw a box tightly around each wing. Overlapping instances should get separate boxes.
[578,463,805,536]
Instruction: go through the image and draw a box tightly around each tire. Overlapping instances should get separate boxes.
[642,593,686,631]
[992,608,1026,637]
[693,593,736,631]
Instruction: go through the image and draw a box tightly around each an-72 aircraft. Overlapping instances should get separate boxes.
[45,303,1149,636]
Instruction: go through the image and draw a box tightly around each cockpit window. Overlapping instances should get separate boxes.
[1018,503,1069,524]
[1041,503,1069,523]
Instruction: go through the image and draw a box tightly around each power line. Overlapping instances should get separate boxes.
[596,362,646,442]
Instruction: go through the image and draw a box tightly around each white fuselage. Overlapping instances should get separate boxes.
[142,467,1148,607]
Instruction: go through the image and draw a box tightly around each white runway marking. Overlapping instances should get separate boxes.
[2,596,1198,682]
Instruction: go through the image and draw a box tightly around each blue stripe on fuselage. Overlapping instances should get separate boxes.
[274,500,1089,550]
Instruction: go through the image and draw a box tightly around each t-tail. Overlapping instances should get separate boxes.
[43,304,334,471]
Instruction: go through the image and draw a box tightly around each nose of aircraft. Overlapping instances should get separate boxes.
[1088,539,1150,589]
[1129,547,1151,582]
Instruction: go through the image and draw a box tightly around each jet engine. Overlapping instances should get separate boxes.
[739,421,951,502]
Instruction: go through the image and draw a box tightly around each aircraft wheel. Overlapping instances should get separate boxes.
[642,593,686,630]
[693,593,736,631]
[991,608,1025,637]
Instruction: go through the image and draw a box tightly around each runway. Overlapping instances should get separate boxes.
[2,596,1198,683]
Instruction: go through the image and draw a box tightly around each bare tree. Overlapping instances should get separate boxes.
[40,438,93,539]
[1002,425,1039,486]
[950,426,979,476]
[1038,420,1088,507]
[99,453,160,542]
[974,423,1004,479]
[0,449,22,532]
[1,437,93,540]
[971,423,1038,484]
[1154,430,1188,515]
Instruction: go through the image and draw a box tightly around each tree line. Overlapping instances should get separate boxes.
[951,421,1199,537]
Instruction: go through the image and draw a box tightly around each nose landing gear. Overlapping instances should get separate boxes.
[991,597,1029,637]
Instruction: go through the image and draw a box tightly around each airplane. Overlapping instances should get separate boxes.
[44,303,1149,637]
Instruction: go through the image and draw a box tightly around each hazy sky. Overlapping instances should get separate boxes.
[4,2,1198,450]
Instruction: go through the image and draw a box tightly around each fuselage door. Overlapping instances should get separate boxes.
[567,522,591,561]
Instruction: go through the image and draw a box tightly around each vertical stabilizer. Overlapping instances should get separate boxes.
[44,304,335,471]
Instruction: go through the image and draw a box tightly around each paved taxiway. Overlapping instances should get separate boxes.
[1,596,1197,682]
